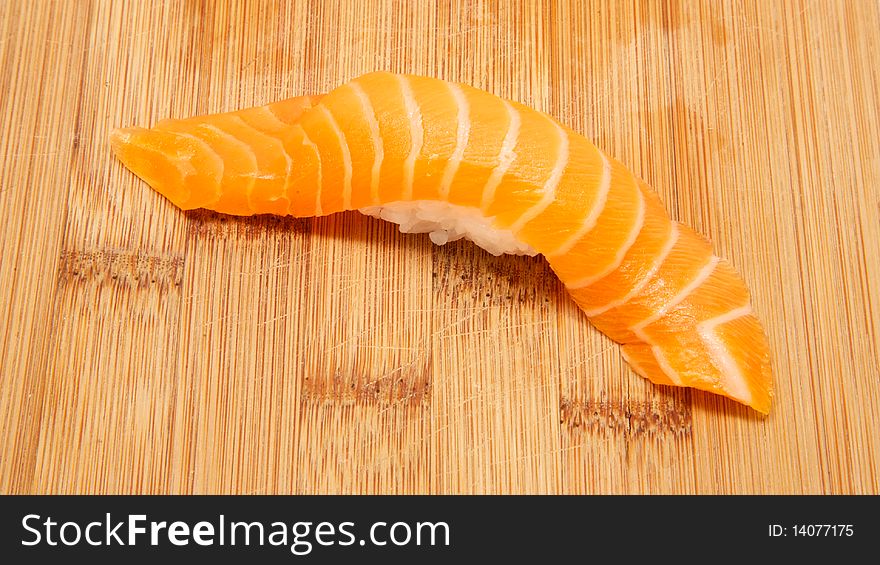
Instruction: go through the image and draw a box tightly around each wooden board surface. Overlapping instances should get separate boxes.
[1,0,878,494]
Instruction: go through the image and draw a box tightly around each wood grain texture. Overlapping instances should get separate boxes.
[1,0,878,494]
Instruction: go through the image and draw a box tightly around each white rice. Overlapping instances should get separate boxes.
[360,201,538,256]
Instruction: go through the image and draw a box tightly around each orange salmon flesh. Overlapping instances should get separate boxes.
[110,71,773,414]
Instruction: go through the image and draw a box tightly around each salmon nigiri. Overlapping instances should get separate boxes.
[110,71,773,414]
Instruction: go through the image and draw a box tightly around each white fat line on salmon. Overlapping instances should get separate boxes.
[150,130,200,177]
[166,127,232,207]
[231,115,293,211]
[242,173,286,180]
[398,75,423,201]
[201,124,260,212]
[697,305,754,404]
[595,174,646,278]
[619,346,661,383]
[241,112,293,215]
[618,347,645,376]
[260,105,290,130]
[548,149,612,257]
[577,222,679,316]
[438,83,471,200]
[480,100,520,212]
[118,129,192,206]
[651,345,684,386]
[184,123,242,210]
[557,169,647,289]
[630,255,721,335]
[627,255,720,386]
[620,341,682,386]
[316,106,353,210]
[507,120,569,234]
[348,82,384,205]
[298,126,323,216]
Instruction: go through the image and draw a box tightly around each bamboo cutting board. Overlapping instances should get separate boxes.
[1,0,878,494]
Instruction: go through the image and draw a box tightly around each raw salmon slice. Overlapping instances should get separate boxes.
[110,71,773,414]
